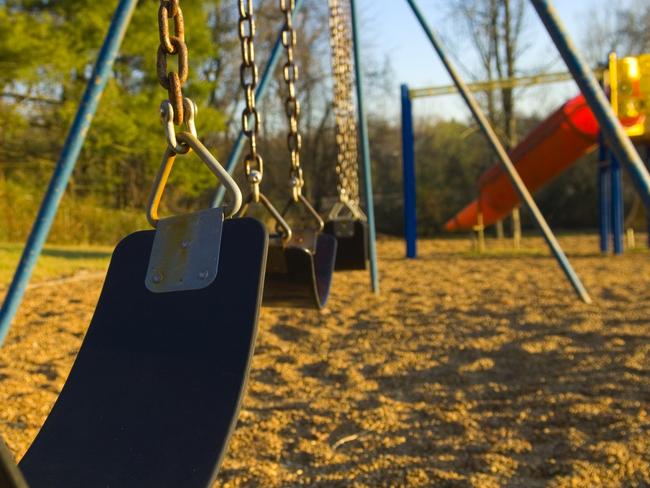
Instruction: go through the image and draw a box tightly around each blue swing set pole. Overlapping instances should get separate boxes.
[405,0,592,304]
[350,0,380,294]
[598,135,611,254]
[530,0,650,210]
[212,0,305,207]
[401,84,417,259]
[646,146,650,248]
[0,0,138,347]
[610,153,624,254]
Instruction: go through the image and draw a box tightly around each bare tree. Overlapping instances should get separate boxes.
[583,0,650,63]
[447,0,527,149]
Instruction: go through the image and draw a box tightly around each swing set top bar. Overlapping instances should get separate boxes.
[409,69,605,99]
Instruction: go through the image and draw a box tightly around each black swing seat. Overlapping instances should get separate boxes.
[11,217,268,488]
[263,229,337,309]
[324,218,368,271]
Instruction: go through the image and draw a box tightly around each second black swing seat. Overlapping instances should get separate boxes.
[9,217,268,488]
[264,228,338,309]
[248,193,337,310]
[324,201,368,271]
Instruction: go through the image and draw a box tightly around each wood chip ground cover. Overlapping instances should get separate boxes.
[0,235,648,487]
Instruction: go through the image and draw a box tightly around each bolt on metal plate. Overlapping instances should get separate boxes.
[145,207,223,293]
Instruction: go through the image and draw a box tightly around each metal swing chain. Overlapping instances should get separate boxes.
[149,0,243,223]
[279,0,304,201]
[238,0,264,202]
[328,0,348,204]
[339,4,360,207]
[157,0,189,125]
[327,0,361,209]
[340,2,360,207]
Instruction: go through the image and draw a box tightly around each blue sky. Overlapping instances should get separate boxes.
[353,0,627,120]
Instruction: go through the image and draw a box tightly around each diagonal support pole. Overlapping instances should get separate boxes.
[405,0,592,304]
[0,0,139,346]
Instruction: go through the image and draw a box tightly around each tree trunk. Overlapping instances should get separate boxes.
[502,0,517,149]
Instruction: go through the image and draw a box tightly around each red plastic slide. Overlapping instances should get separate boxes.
[445,94,620,231]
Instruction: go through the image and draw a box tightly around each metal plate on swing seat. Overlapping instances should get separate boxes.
[145,207,224,293]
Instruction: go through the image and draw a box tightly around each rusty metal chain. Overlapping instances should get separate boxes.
[328,0,360,208]
[157,0,189,125]
[238,0,264,202]
[279,0,304,201]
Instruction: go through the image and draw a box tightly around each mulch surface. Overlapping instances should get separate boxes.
[1,235,649,487]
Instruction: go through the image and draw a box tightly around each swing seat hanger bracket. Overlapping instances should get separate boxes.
[147,133,242,226]
[281,193,325,233]
[328,200,365,222]
[147,102,243,227]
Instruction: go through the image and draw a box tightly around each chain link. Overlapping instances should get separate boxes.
[328,0,360,207]
[279,0,304,201]
[238,0,264,201]
[157,0,189,125]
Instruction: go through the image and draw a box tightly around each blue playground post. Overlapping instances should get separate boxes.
[351,0,380,294]
[610,154,624,254]
[0,0,138,347]
[531,0,650,211]
[212,0,305,208]
[401,85,417,259]
[598,136,611,254]
[405,0,592,304]
[646,146,650,248]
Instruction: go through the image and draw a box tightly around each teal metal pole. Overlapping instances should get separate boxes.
[350,0,380,294]
[405,0,592,304]
[401,84,417,259]
[531,0,650,209]
[212,0,305,207]
[0,0,138,346]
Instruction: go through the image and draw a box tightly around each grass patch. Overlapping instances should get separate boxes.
[0,242,112,288]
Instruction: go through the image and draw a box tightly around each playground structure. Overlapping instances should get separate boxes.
[401,11,650,302]
[2,0,650,485]
[431,52,650,255]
